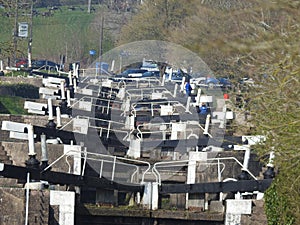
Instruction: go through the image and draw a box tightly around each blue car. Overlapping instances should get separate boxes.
[196,77,232,89]
[164,71,192,83]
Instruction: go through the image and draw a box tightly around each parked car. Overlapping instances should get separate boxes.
[16,59,28,68]
[192,76,232,89]
[164,71,192,83]
[31,60,62,71]
[111,69,149,82]
[141,70,160,78]
[15,59,62,71]
[140,60,160,72]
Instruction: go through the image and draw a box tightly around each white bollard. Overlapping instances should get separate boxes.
[56,107,62,128]
[68,71,73,86]
[67,89,71,107]
[28,124,35,156]
[60,81,66,100]
[181,76,186,92]
[0,60,3,71]
[203,114,211,135]
[73,78,77,92]
[161,74,165,86]
[110,60,115,72]
[267,151,275,167]
[40,134,48,162]
[173,83,178,98]
[196,88,202,105]
[185,96,191,112]
[48,98,54,121]
[242,146,251,170]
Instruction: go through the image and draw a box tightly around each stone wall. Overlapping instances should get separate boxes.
[0,188,50,225]
[1,141,72,174]
[0,114,71,142]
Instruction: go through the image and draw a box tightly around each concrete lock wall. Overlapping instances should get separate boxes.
[0,188,50,225]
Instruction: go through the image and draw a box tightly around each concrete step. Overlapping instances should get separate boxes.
[0,142,12,165]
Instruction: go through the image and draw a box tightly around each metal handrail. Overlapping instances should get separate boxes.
[125,87,173,99]
[130,100,186,118]
[153,162,225,184]
[70,96,124,112]
[135,121,202,140]
[72,95,123,105]
[42,148,151,184]
[153,156,257,185]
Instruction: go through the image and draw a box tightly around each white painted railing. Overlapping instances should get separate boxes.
[152,157,258,185]
[43,148,151,184]
[135,121,204,140]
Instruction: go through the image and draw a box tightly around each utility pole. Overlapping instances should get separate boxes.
[87,0,91,13]
[13,0,19,66]
[99,15,104,74]
[28,0,33,68]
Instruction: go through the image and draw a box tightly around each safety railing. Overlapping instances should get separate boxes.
[79,68,114,78]
[130,100,186,117]
[81,115,129,139]
[135,121,203,141]
[70,96,124,114]
[76,82,119,98]
[58,115,130,140]
[43,148,151,184]
[152,156,258,185]
[125,87,173,100]
[113,77,161,88]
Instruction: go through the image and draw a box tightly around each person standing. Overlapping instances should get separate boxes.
[185,80,192,96]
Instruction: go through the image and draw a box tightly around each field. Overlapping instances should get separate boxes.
[0,5,118,67]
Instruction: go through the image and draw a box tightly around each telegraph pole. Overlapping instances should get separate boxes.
[13,0,19,66]
[28,0,33,68]
[99,15,104,74]
[87,0,91,13]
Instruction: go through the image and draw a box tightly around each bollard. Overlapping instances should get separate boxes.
[67,89,71,107]
[73,78,77,93]
[263,151,276,179]
[173,83,178,98]
[47,98,56,129]
[25,124,40,169]
[185,96,191,112]
[203,114,211,135]
[40,134,49,170]
[60,80,66,100]
[56,107,62,128]
[196,88,202,105]
[181,76,186,93]
[238,146,251,180]
[161,74,165,86]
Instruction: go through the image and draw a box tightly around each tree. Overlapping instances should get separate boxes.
[118,0,196,44]
[118,0,300,223]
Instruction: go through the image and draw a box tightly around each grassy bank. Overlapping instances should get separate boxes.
[0,96,27,115]
[0,5,117,66]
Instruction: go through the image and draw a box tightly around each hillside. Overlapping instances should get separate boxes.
[0,4,133,67]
